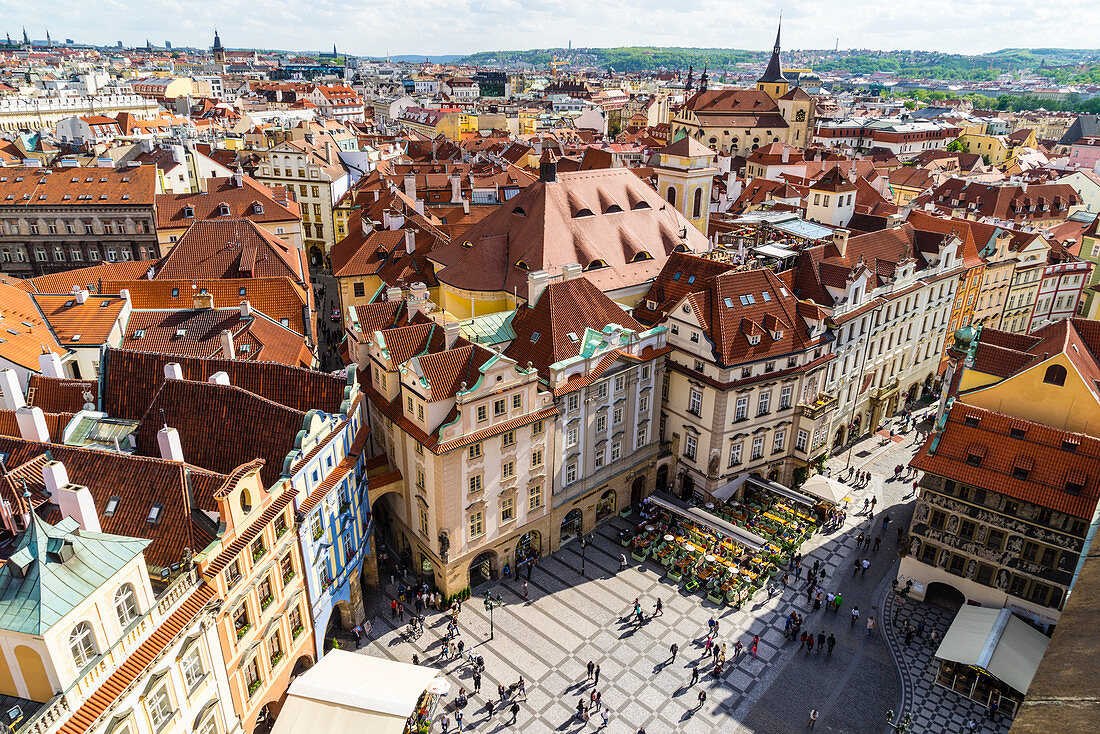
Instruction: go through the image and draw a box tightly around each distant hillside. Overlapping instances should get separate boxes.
[459,47,1100,82]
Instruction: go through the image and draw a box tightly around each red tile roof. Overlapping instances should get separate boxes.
[30,293,127,345]
[911,404,1100,519]
[0,165,155,208]
[25,375,96,413]
[156,175,300,230]
[154,218,308,283]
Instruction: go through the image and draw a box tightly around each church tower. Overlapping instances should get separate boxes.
[756,21,790,100]
[655,137,718,235]
[212,28,226,65]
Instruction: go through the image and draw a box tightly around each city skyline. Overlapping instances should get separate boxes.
[5,0,1099,57]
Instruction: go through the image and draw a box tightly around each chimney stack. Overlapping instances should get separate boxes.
[444,320,461,349]
[385,286,403,302]
[15,406,50,443]
[781,146,790,164]
[0,369,25,410]
[53,470,101,533]
[539,150,557,182]
[208,371,230,385]
[403,174,416,200]
[193,290,214,309]
[157,425,185,462]
[527,269,552,306]
[75,289,89,304]
[42,461,69,498]
[833,228,851,259]
[561,262,583,280]
[163,362,184,380]
[462,199,470,215]
[38,352,64,379]
[450,174,462,203]
[220,330,235,360]
[404,229,416,254]
[239,301,253,318]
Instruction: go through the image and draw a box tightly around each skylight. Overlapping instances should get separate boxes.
[133,330,145,339]
[672,271,682,281]
[147,504,163,524]
[530,331,540,343]
[104,496,120,516]
[762,291,772,302]
[175,329,186,337]
[724,297,734,308]
[71,334,82,342]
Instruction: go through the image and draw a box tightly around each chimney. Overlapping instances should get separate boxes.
[781,146,790,164]
[75,289,89,304]
[527,270,552,306]
[220,330,235,359]
[414,200,424,216]
[404,229,416,254]
[15,406,50,443]
[539,151,557,182]
[157,425,185,462]
[0,369,25,410]
[561,262,583,280]
[193,290,214,309]
[450,174,462,203]
[325,141,334,164]
[462,199,470,215]
[444,320,461,348]
[38,352,63,379]
[163,362,184,380]
[56,484,101,533]
[403,174,416,199]
[42,461,69,497]
[239,301,253,318]
[385,286,403,302]
[119,288,130,302]
[833,228,851,259]
[208,371,230,385]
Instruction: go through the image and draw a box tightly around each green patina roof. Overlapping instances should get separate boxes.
[0,514,149,635]
[459,311,517,347]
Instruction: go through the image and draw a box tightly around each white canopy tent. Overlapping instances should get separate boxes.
[800,475,851,505]
[271,651,448,734]
[934,606,1050,695]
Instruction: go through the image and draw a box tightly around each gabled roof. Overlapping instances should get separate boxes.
[30,294,127,345]
[504,276,644,378]
[415,343,498,400]
[0,514,149,635]
[155,175,300,229]
[431,168,708,300]
[155,219,308,283]
[660,136,715,158]
[0,280,64,371]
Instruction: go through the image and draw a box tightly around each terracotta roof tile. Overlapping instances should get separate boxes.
[0,165,155,208]
[24,261,152,295]
[25,375,96,413]
[31,293,127,344]
[155,175,300,229]
[0,280,64,371]
[154,219,308,283]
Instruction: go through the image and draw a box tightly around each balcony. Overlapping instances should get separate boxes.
[795,392,838,420]
[868,377,900,401]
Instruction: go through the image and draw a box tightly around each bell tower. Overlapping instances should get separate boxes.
[756,20,790,100]
[212,28,226,65]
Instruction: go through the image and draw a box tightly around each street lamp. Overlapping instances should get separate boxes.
[483,592,503,641]
[885,710,912,733]
[580,534,589,576]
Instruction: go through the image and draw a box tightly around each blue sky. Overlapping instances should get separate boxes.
[7,0,1097,56]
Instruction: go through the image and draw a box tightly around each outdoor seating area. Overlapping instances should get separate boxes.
[622,485,822,608]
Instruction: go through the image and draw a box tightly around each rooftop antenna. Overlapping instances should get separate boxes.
[160,408,168,430]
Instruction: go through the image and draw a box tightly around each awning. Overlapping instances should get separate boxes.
[754,243,797,259]
[272,650,444,734]
[712,475,749,502]
[746,475,816,507]
[799,475,851,505]
[648,491,766,550]
[934,606,1050,695]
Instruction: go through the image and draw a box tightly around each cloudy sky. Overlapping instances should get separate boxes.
[6,0,1097,56]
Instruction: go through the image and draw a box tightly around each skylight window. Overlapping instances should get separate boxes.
[724,297,734,308]
[672,271,682,281]
[133,330,145,339]
[568,332,579,342]
[147,503,163,524]
[104,496,120,516]
[687,275,696,284]
[530,331,540,343]
[739,295,756,306]
[171,288,179,297]
[71,334,82,342]
[175,329,186,337]
[99,300,111,308]
[761,291,772,302]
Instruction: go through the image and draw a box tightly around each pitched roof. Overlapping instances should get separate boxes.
[23,261,152,295]
[30,293,127,345]
[0,514,149,635]
[101,348,348,421]
[155,175,300,229]
[911,404,1100,519]
[0,166,155,208]
[0,280,64,371]
[431,168,708,300]
[25,375,96,413]
[154,219,308,283]
[504,277,644,378]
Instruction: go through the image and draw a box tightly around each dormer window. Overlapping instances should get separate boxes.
[252,203,264,214]
[217,204,231,216]
[773,331,784,340]
[183,206,194,218]
[748,335,761,345]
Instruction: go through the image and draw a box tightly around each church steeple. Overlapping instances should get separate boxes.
[212,28,226,65]
[756,18,790,100]
[699,63,708,93]
[685,64,694,92]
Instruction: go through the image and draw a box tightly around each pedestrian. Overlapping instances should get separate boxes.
[595,691,602,711]
[518,676,526,701]
[458,639,465,657]
[866,616,876,636]
[873,535,881,552]
[587,660,594,681]
[391,599,399,618]
[881,514,891,532]
[712,642,720,662]
[813,589,823,610]
[817,630,826,654]
[967,718,978,731]
[690,663,699,686]
[782,571,790,586]
[893,595,905,624]
[526,560,533,582]
[509,702,519,725]
[795,561,803,580]
[721,642,727,661]
[861,558,871,576]
[734,639,743,656]
[486,699,494,717]
[799,631,808,650]
[455,709,463,731]
[988,700,999,720]
[601,709,609,728]
[593,664,600,686]
[473,670,481,693]
[522,581,528,599]
[833,592,843,613]
[441,715,450,734]
[751,634,759,657]
[806,584,815,604]
[917,618,926,637]
[498,683,506,704]
[620,553,627,570]
[398,603,405,621]
[905,623,915,645]
[826,633,836,655]
[856,532,865,549]
[851,606,859,626]
[704,636,713,655]
[697,690,707,709]
[654,598,663,616]
[807,708,819,729]
[805,634,814,654]
[670,642,678,662]
[852,558,861,577]
[870,496,877,512]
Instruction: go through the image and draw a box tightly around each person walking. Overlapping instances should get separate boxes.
[586,661,594,681]
[816,631,826,654]
[799,631,808,650]
[881,514,891,533]
[391,598,399,619]
[498,683,507,704]
[455,709,463,732]
[509,702,519,725]
[522,581,528,599]
[594,691,602,711]
[861,558,870,577]
[697,690,707,709]
[620,553,628,570]
[866,616,876,636]
[826,633,836,655]
[833,592,843,614]
[486,699,495,718]
[751,634,759,657]
[593,664,600,686]
[851,606,860,626]
[600,709,609,728]
[473,670,482,693]
[852,558,861,577]
[654,598,663,616]
[873,535,882,552]
[670,642,679,662]
[807,708,819,729]
[690,663,699,686]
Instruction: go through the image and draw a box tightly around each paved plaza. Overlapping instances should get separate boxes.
[354,425,1010,733]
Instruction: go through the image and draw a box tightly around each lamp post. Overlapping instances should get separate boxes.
[483,592,503,641]
[580,534,589,576]
[885,710,912,733]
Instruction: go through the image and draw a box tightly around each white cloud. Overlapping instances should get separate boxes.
[6,0,1096,56]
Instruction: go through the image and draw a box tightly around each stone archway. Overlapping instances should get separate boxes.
[469,550,497,589]
[925,581,966,611]
[680,473,695,501]
[596,489,616,520]
[515,531,541,563]
[308,245,325,267]
[630,474,647,509]
[833,425,847,449]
